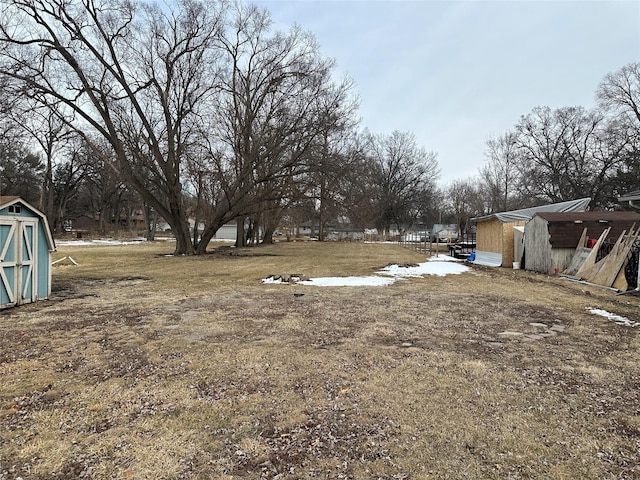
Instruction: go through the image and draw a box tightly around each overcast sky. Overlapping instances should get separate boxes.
[252,0,640,185]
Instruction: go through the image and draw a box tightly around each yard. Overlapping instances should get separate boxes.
[1,240,639,479]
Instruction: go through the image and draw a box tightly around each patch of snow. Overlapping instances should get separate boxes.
[55,240,95,246]
[428,254,465,262]
[57,237,148,246]
[587,308,640,327]
[263,257,470,287]
[378,258,469,278]
[262,276,302,285]
[261,276,281,284]
[299,276,396,287]
[57,237,231,247]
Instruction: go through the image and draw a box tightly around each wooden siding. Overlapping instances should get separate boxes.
[476,218,503,253]
[476,217,525,267]
[526,216,576,274]
[501,221,525,267]
[551,249,578,274]
[525,215,554,273]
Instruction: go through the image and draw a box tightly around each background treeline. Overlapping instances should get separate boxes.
[448,63,640,233]
[0,1,638,253]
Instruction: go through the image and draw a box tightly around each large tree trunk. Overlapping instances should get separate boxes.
[235,218,247,248]
[144,194,192,254]
[193,209,238,255]
[172,219,194,255]
[318,180,325,242]
[143,204,154,241]
[262,225,276,244]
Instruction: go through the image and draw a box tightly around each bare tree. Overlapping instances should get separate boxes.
[188,4,344,252]
[514,106,572,203]
[445,179,481,235]
[338,137,379,231]
[480,131,523,212]
[80,139,130,233]
[597,62,640,125]
[9,99,71,225]
[51,140,89,232]
[515,106,629,207]
[305,78,359,241]
[0,0,224,254]
[478,64,640,213]
[365,130,439,237]
[597,62,640,201]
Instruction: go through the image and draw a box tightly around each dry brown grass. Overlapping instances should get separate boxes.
[1,240,640,479]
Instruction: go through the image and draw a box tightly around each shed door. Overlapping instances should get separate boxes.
[0,219,37,308]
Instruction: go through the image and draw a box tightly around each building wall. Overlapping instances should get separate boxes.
[214,223,237,241]
[476,218,525,267]
[524,215,553,273]
[36,218,51,300]
[514,227,525,265]
[550,249,578,275]
[525,215,580,274]
[476,218,503,254]
[501,221,525,267]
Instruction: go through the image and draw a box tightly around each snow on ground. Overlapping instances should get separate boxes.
[265,255,470,287]
[378,255,468,278]
[56,238,150,246]
[56,237,235,247]
[587,308,640,327]
[55,238,468,287]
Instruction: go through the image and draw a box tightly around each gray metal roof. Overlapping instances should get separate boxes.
[618,190,640,202]
[471,197,591,224]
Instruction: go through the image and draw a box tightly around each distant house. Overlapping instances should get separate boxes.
[524,211,640,275]
[214,221,239,241]
[0,197,55,309]
[431,224,458,242]
[67,212,146,233]
[69,214,101,232]
[470,198,591,268]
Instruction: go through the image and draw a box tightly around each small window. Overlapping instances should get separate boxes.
[8,205,21,214]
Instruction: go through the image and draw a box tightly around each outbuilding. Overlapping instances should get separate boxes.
[0,196,55,309]
[470,198,591,268]
[524,211,640,275]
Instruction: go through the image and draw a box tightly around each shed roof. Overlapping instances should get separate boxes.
[618,190,640,202]
[618,190,640,211]
[0,196,56,251]
[0,196,20,205]
[471,197,591,224]
[531,210,640,249]
[534,211,640,222]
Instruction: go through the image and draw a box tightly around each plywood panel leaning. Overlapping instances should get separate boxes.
[574,228,611,280]
[588,225,639,288]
